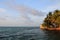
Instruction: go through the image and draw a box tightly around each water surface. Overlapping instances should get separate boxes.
[0,27,60,40]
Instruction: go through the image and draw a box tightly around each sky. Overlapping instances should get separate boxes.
[0,0,60,26]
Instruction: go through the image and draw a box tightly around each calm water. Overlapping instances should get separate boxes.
[0,27,60,40]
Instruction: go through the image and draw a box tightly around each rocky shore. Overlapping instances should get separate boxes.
[40,25,60,31]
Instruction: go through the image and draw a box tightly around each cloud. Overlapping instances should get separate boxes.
[0,8,6,13]
[0,0,45,26]
[1,0,45,16]
[14,5,45,16]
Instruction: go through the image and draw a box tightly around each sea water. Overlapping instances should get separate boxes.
[0,27,60,40]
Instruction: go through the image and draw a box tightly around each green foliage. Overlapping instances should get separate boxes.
[42,10,60,28]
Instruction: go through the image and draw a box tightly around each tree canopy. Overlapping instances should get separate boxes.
[42,10,60,28]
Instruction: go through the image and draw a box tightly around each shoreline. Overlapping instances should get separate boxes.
[40,25,60,30]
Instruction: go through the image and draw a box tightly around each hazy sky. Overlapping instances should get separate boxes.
[0,0,60,26]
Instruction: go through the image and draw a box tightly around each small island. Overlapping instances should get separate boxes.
[40,10,60,30]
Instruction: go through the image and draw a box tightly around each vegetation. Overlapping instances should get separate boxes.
[42,10,60,28]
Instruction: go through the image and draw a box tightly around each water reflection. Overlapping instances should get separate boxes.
[44,30,60,40]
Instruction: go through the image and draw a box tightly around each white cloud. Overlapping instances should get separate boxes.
[0,0,45,26]
[0,13,44,26]
[0,8,6,13]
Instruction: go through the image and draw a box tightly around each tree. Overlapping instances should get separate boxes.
[43,12,52,27]
[42,10,60,28]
